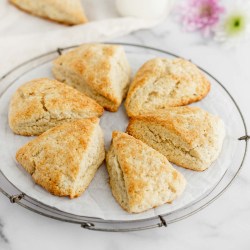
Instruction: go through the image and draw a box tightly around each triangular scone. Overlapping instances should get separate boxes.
[106,131,186,213]
[16,118,105,198]
[9,0,87,25]
[52,44,131,112]
[127,107,225,171]
[9,78,104,136]
[125,58,210,116]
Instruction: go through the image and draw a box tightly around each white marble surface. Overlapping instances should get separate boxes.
[1,2,250,250]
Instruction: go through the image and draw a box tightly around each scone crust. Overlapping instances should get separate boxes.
[125,58,210,116]
[128,107,211,146]
[106,131,186,213]
[16,118,105,198]
[52,44,131,111]
[9,78,104,136]
[9,0,88,25]
[127,106,225,171]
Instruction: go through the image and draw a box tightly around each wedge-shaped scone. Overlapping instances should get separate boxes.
[9,0,87,25]
[16,118,105,198]
[125,58,210,116]
[9,78,104,136]
[127,107,225,171]
[106,131,186,213]
[52,44,131,112]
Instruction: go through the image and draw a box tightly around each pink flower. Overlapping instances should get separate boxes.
[176,0,225,36]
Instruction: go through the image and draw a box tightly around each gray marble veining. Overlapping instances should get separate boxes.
[0,218,9,248]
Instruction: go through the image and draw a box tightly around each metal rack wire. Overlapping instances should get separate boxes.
[0,43,248,232]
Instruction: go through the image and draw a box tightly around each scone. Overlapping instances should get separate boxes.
[127,106,225,171]
[9,0,87,25]
[52,44,131,112]
[16,118,105,198]
[9,78,104,136]
[106,131,186,213]
[125,58,210,116]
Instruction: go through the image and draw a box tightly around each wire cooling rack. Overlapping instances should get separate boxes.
[0,43,248,232]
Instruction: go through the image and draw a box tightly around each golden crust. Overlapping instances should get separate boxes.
[9,78,104,136]
[125,58,211,116]
[16,118,105,198]
[106,131,186,213]
[9,0,87,25]
[127,106,225,171]
[129,107,209,147]
[52,44,131,112]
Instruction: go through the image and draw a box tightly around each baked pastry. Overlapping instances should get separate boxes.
[9,78,103,136]
[9,0,87,25]
[106,131,186,213]
[16,118,105,198]
[52,44,131,112]
[125,58,210,116]
[127,106,225,171]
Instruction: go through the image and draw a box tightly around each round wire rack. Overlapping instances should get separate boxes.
[0,43,248,232]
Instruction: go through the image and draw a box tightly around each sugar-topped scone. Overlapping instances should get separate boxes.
[106,131,186,213]
[52,44,131,112]
[127,106,225,171]
[9,0,87,25]
[125,58,210,116]
[9,78,103,136]
[16,118,105,198]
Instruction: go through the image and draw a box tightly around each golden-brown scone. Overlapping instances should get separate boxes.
[127,106,225,171]
[125,58,210,116]
[106,131,186,213]
[16,118,105,198]
[9,0,87,25]
[9,78,104,136]
[52,44,131,112]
